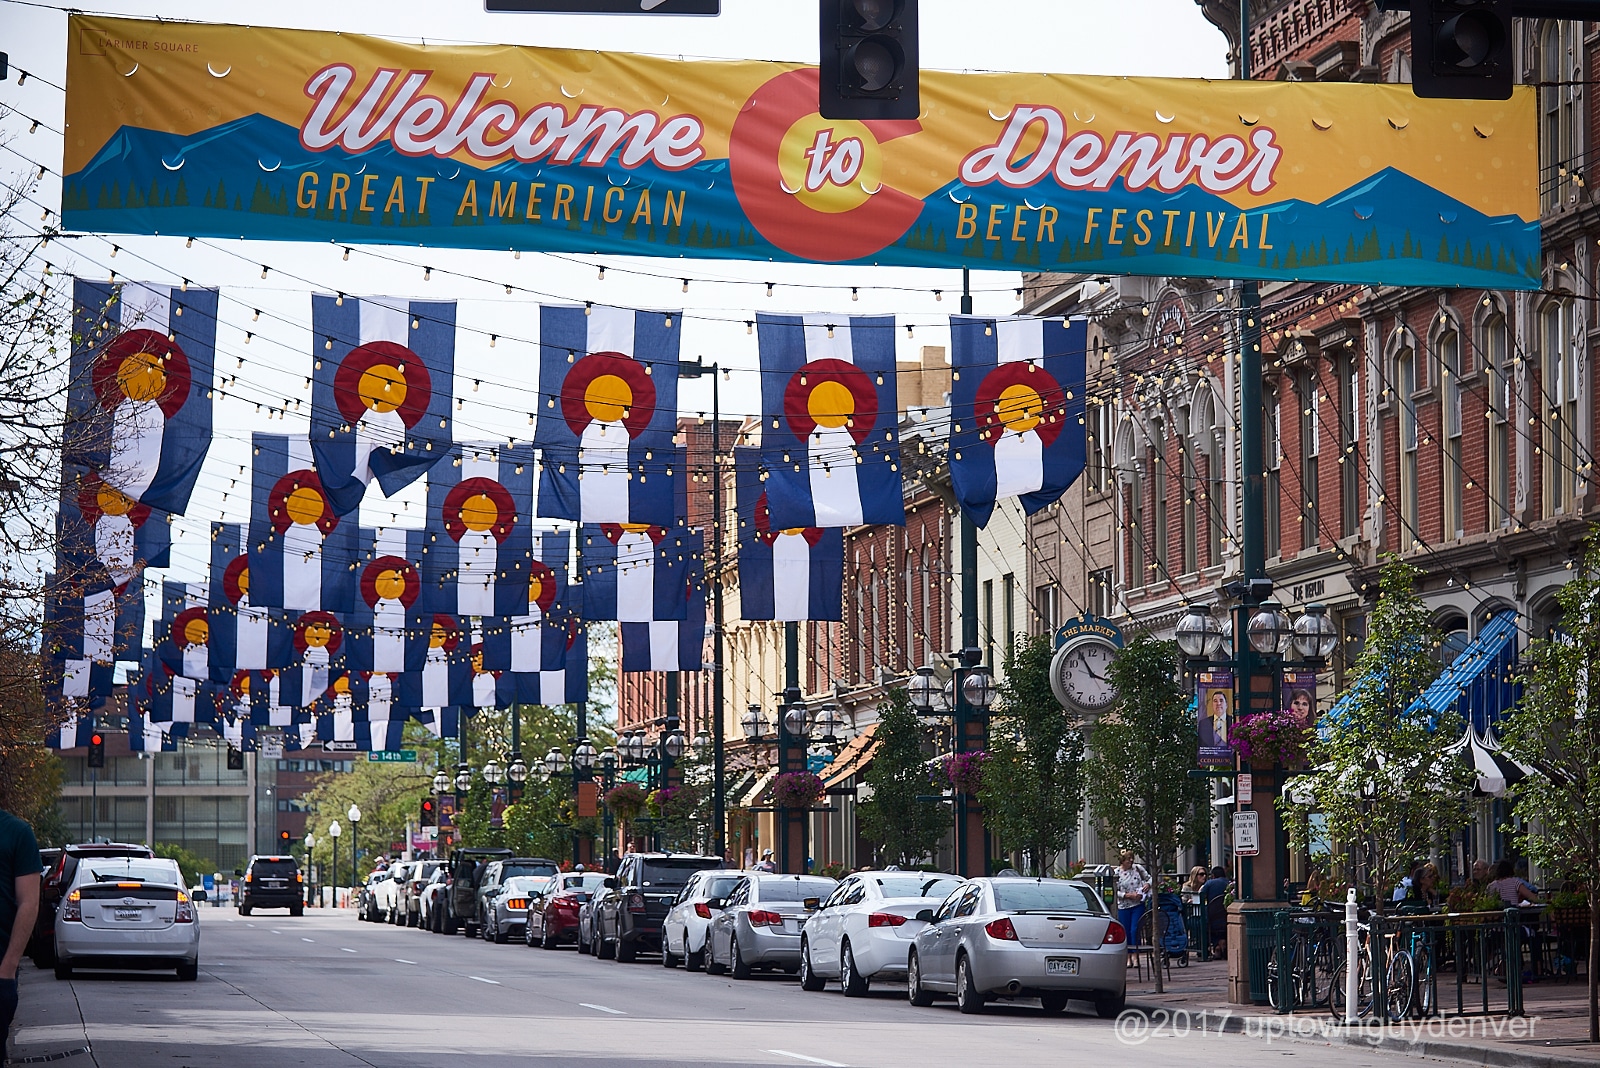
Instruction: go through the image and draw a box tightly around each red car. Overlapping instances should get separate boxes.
[525,872,610,949]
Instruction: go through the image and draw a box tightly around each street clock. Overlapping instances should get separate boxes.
[1049,615,1125,716]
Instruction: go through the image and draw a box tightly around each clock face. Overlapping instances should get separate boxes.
[1052,637,1118,713]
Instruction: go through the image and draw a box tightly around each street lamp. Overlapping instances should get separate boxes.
[544,746,568,777]
[507,755,528,783]
[1175,603,1227,660]
[908,667,939,713]
[432,771,451,794]
[303,832,315,907]
[1291,602,1339,662]
[740,704,768,741]
[1247,600,1294,656]
[346,804,361,896]
[693,730,711,756]
[482,759,504,785]
[813,705,843,744]
[454,764,473,793]
[782,700,810,740]
[961,667,997,711]
[662,730,687,761]
[327,820,342,908]
[574,739,597,772]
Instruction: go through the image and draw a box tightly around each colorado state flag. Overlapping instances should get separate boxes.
[949,316,1088,527]
[620,533,706,672]
[392,613,470,709]
[310,295,455,516]
[278,610,346,708]
[158,580,210,681]
[69,279,217,516]
[757,314,903,527]
[422,443,536,617]
[535,304,680,526]
[348,526,428,674]
[735,452,843,622]
[208,523,292,680]
[248,435,359,612]
[579,523,691,621]
[480,529,571,672]
[497,622,589,706]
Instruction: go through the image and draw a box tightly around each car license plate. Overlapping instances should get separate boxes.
[114,907,143,921]
[264,879,285,888]
[1046,957,1079,976]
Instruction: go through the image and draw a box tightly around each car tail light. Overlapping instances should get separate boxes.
[175,891,195,924]
[296,872,304,883]
[1103,920,1127,945]
[61,889,81,923]
[694,902,712,919]
[984,917,1019,941]
[412,881,423,893]
[627,892,647,914]
[748,910,784,927]
[554,894,580,913]
[867,912,908,928]
[506,898,528,910]
[246,873,255,883]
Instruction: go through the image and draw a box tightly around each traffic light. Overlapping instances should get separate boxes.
[420,797,436,827]
[279,830,291,846]
[819,0,919,121]
[87,733,105,769]
[226,746,244,771]
[1409,0,1512,99]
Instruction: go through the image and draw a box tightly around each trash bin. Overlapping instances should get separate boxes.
[1243,908,1283,1006]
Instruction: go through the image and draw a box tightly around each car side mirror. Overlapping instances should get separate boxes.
[916,909,936,923]
[233,869,243,877]
[603,877,618,890]
[706,897,725,910]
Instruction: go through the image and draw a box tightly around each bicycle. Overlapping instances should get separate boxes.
[1328,919,1413,1022]
[1267,910,1339,1011]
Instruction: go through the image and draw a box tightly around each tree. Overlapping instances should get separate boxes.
[1282,558,1470,907]
[1086,632,1209,993]
[153,842,217,888]
[858,688,948,867]
[978,634,1085,876]
[1499,537,1600,1041]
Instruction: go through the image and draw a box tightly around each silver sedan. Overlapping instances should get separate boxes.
[485,876,546,944]
[53,856,200,981]
[907,877,1127,1016]
[705,873,836,980]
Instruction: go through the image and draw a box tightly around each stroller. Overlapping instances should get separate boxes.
[1149,890,1190,966]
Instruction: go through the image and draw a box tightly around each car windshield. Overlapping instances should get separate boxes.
[639,859,720,888]
[415,863,439,878]
[702,876,739,900]
[757,878,836,902]
[875,876,963,899]
[559,873,608,892]
[502,862,559,879]
[501,877,544,895]
[253,860,298,877]
[993,882,1104,914]
[83,859,182,885]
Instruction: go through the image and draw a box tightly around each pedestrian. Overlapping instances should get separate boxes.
[754,850,777,873]
[1114,850,1150,947]
[1404,863,1441,908]
[0,807,42,1064]
[1487,860,1537,907]
[1201,865,1231,958]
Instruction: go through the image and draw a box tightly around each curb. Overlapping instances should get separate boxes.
[1124,1001,1600,1068]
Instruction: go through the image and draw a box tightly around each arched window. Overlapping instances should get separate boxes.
[1440,329,1464,538]
[901,550,913,672]
[919,545,933,665]
[1180,406,1199,574]
[1541,22,1580,212]
[853,553,868,681]
[869,547,881,680]
[1541,300,1580,515]
[1265,383,1281,558]
[1398,348,1420,545]
[1483,311,1512,526]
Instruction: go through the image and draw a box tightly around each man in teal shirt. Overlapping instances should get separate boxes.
[0,809,42,1065]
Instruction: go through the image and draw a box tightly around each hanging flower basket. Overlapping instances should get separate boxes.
[648,784,703,821]
[605,782,647,821]
[1230,709,1311,769]
[770,771,825,809]
[941,750,990,794]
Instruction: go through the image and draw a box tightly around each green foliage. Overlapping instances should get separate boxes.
[1087,633,1209,873]
[978,635,1086,876]
[153,842,217,887]
[500,778,571,861]
[1282,558,1470,904]
[858,688,949,867]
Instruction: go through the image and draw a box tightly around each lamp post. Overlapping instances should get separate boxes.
[599,747,618,866]
[327,820,342,908]
[346,804,362,900]
[507,753,528,804]
[303,832,315,907]
[908,662,993,877]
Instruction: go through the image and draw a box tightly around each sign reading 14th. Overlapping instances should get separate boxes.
[485,0,719,12]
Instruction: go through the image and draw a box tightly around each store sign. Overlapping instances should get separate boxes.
[63,15,1539,288]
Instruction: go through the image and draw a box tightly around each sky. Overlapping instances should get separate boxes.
[0,0,1229,646]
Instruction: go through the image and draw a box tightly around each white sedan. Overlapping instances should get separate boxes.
[800,870,965,995]
[53,856,200,981]
[661,869,743,970]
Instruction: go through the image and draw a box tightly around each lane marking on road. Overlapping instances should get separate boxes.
[580,1003,626,1015]
[301,938,315,943]
[246,923,256,927]
[340,948,357,954]
[766,1052,848,1068]
[394,959,416,965]
[469,976,501,985]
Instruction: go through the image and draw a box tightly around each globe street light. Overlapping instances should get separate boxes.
[1247,600,1294,656]
[574,739,598,772]
[454,764,473,794]
[432,771,451,795]
[327,820,342,908]
[740,703,768,741]
[482,759,504,785]
[303,833,315,908]
[813,705,843,743]
[693,730,712,756]
[961,667,997,710]
[782,701,810,740]
[1175,603,1226,660]
[544,746,567,777]
[907,666,939,713]
[662,730,687,761]
[346,804,361,893]
[1291,602,1340,662]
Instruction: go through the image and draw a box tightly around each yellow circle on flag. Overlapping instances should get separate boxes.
[807,380,855,429]
[459,493,500,533]
[429,622,450,648]
[303,620,334,648]
[285,487,325,525]
[584,374,633,423]
[358,364,407,413]
[96,483,137,517]
[183,617,210,645]
[996,383,1045,433]
[116,350,167,403]
[374,568,408,600]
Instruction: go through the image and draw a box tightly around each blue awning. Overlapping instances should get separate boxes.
[1405,611,1521,733]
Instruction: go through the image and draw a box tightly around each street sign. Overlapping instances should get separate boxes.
[486,1,718,11]
[260,736,284,760]
[1237,773,1253,805]
[324,740,359,752]
[367,750,417,763]
[1234,810,1260,857]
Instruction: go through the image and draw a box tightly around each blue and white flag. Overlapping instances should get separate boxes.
[68,279,217,516]
[128,709,177,753]
[310,295,455,516]
[220,715,257,753]
[392,613,470,709]
[497,623,588,706]
[43,573,116,699]
[735,452,844,621]
[480,530,570,672]
[208,523,292,679]
[158,580,210,681]
[535,304,680,526]
[276,611,347,709]
[248,434,359,612]
[620,534,706,672]
[757,314,903,527]
[579,523,691,621]
[148,656,212,725]
[949,316,1088,527]
[422,443,536,617]
[348,527,429,674]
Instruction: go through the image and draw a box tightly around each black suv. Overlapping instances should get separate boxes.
[594,853,722,962]
[240,855,304,915]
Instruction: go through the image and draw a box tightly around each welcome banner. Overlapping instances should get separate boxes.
[63,15,1540,288]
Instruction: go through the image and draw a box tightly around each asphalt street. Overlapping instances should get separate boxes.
[11,906,1429,1068]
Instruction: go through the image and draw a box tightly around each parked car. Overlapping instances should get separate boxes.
[800,870,965,995]
[443,847,512,936]
[53,855,199,981]
[906,877,1127,1017]
[373,861,410,924]
[30,843,153,968]
[525,871,610,950]
[357,870,389,921]
[661,869,743,971]
[474,858,560,938]
[399,861,440,928]
[705,873,837,980]
[479,876,543,944]
[420,868,449,932]
[239,855,304,916]
[593,853,724,962]
[576,883,606,955]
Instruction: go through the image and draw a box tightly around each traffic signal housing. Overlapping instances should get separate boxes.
[226,746,244,771]
[420,797,436,827]
[279,830,291,846]
[819,0,919,120]
[87,732,105,769]
[1410,0,1512,99]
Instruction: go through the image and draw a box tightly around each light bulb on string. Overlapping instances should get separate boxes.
[597,266,606,280]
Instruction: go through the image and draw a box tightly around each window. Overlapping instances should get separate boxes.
[918,546,934,664]
[1542,300,1580,515]
[1484,312,1512,526]
[1265,384,1281,558]
[902,552,913,671]
[1180,422,1198,574]
[1398,348,1420,545]
[1034,585,1057,635]
[982,578,995,668]
[1298,369,1320,551]
[1441,329,1464,538]
[1088,396,1113,491]
[1338,353,1360,538]
[1002,573,1016,660]
[1128,462,1145,588]
[869,554,882,674]
[854,556,868,681]
[1541,21,1580,212]
[1152,426,1169,578]
[1089,567,1113,618]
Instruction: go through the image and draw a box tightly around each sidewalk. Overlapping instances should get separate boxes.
[1124,957,1600,1068]
[5,961,94,1066]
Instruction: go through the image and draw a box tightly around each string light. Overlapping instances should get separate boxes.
[597,266,606,280]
